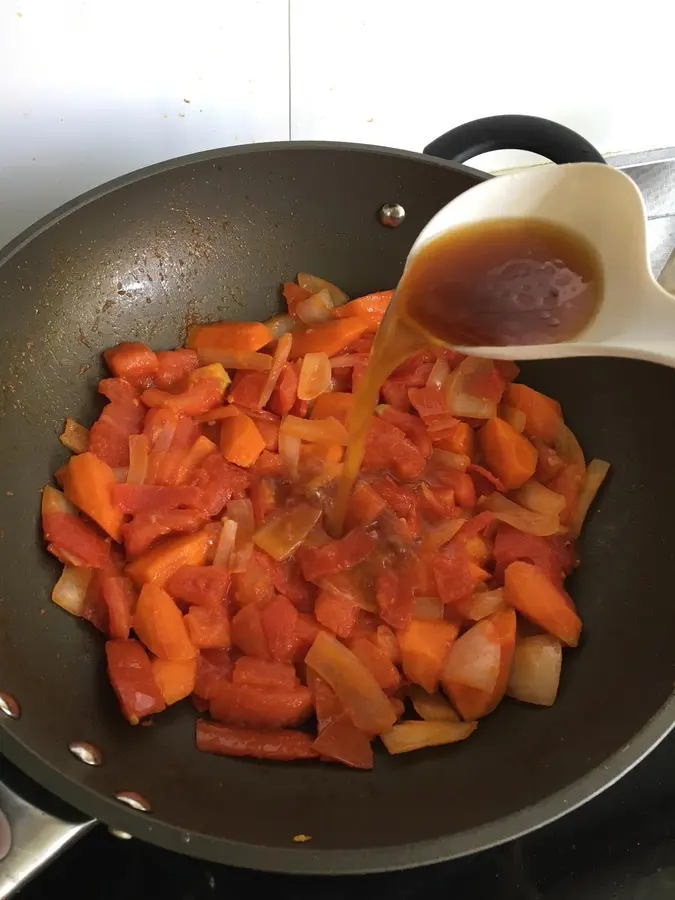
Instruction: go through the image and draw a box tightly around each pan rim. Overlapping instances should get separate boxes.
[3,699,675,873]
[2,138,673,873]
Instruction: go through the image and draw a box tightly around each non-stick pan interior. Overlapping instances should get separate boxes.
[1,144,674,872]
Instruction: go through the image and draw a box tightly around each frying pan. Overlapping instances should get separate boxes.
[2,114,675,879]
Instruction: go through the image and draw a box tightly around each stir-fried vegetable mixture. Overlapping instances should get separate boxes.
[43,274,610,768]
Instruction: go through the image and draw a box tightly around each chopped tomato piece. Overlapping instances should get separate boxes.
[261,594,299,663]
[122,509,207,557]
[185,601,230,649]
[381,379,411,411]
[315,590,361,639]
[155,349,199,389]
[232,657,299,690]
[346,481,386,528]
[112,484,202,514]
[348,637,401,693]
[312,715,374,768]
[376,406,432,457]
[209,681,312,729]
[104,342,159,382]
[194,648,232,700]
[231,604,270,659]
[142,378,225,417]
[268,363,298,416]
[433,541,482,605]
[298,528,375,582]
[166,565,230,606]
[105,638,165,724]
[376,568,414,631]
[228,370,267,411]
[189,453,249,517]
[101,575,137,639]
[231,548,275,608]
[42,509,112,570]
[196,721,318,760]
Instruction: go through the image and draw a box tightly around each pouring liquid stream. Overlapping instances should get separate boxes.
[328,217,603,536]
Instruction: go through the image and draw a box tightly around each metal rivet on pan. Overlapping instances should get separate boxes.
[379,202,406,228]
[115,791,152,813]
[0,692,20,719]
[108,828,133,840]
[68,740,103,766]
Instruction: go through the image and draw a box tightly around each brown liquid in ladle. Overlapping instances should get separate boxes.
[328,218,602,535]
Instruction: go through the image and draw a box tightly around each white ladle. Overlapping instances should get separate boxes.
[407,162,675,367]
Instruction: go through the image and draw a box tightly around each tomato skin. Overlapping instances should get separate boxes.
[105,638,165,724]
[196,720,318,760]
[209,681,312,729]
[112,484,202,515]
[493,524,574,586]
[312,715,374,769]
[43,510,113,570]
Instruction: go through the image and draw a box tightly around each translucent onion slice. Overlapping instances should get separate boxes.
[296,289,334,325]
[298,352,332,401]
[59,418,89,454]
[281,415,348,445]
[197,348,272,371]
[126,435,149,485]
[278,430,301,479]
[455,588,507,622]
[554,422,586,470]
[411,596,444,620]
[443,621,501,692]
[253,504,322,561]
[153,416,178,451]
[259,332,292,408]
[213,518,238,567]
[297,272,349,307]
[330,354,369,369]
[425,517,465,550]
[482,491,559,536]
[381,720,476,754]
[507,634,562,706]
[429,447,470,473]
[52,565,94,616]
[502,405,526,433]
[570,458,611,538]
[265,314,298,340]
[511,479,566,517]
[446,357,497,419]
[427,356,450,389]
[407,685,459,721]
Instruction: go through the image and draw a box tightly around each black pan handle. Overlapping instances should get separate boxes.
[424,114,605,166]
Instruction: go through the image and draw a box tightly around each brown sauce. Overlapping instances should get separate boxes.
[328,218,602,535]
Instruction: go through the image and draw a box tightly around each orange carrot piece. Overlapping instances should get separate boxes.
[133,583,197,660]
[299,442,343,473]
[434,421,475,458]
[62,452,123,541]
[220,413,265,467]
[310,392,353,424]
[504,561,582,647]
[333,291,394,328]
[186,321,273,352]
[480,418,538,490]
[398,619,459,694]
[505,384,562,442]
[126,531,211,587]
[151,656,197,704]
[289,319,369,359]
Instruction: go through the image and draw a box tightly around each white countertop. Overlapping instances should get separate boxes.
[1,0,673,249]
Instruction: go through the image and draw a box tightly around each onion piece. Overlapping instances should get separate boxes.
[570,458,611,538]
[42,485,78,516]
[226,498,256,572]
[281,415,348,445]
[482,491,559,536]
[407,685,459,721]
[502,405,526,433]
[427,356,450,389]
[259,332,292,408]
[297,272,349,308]
[429,447,470,474]
[112,467,129,483]
[213,518,238,567]
[455,588,507,622]
[425,517,465,550]
[330,354,369,369]
[507,634,562,706]
[298,352,332,401]
[411,596,444,620]
[153,417,178,451]
[278,430,301,479]
[443,621,501,692]
[511,479,566,517]
[253,504,322,561]
[126,435,149,485]
[265,314,298,340]
[446,357,497,419]
[197,348,272,371]
[296,289,334,325]
[59,418,89,454]
[554,422,586,470]
[52,565,93,616]
[305,631,397,734]
[381,720,476,754]
[305,462,343,493]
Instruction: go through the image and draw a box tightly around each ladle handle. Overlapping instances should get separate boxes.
[424,115,605,166]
